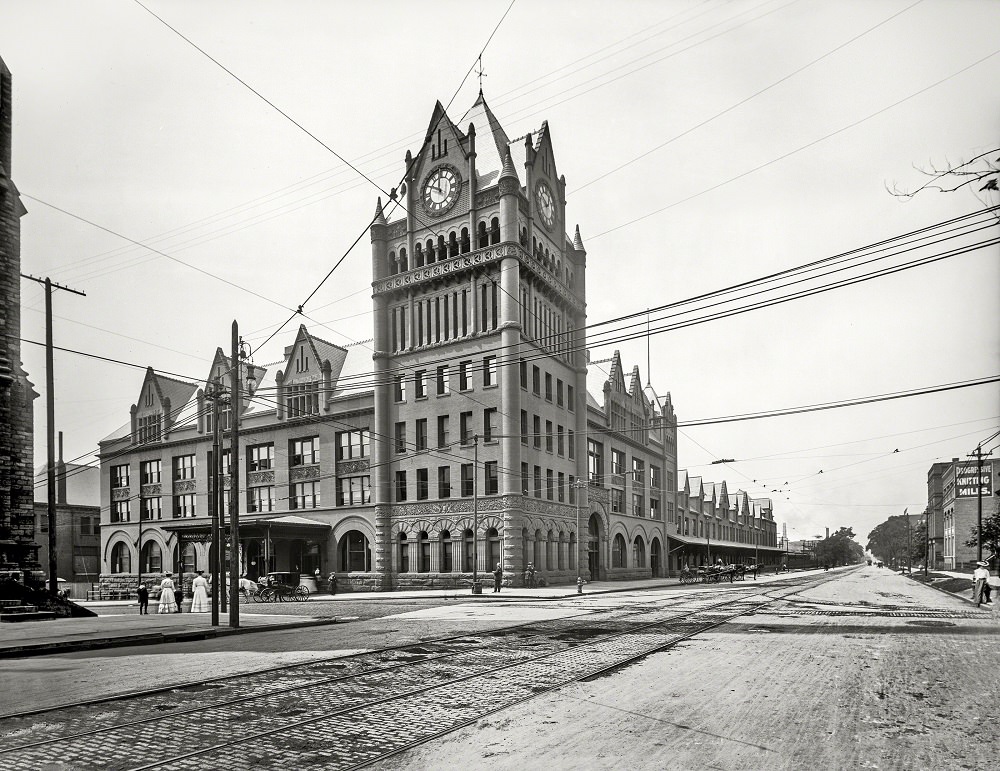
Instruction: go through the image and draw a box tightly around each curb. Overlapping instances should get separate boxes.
[903,573,995,610]
[0,617,340,660]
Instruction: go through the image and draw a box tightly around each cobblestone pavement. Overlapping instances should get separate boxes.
[0,579,824,770]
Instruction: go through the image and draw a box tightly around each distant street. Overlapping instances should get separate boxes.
[1,567,996,770]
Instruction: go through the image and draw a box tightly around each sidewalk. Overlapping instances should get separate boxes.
[0,568,814,659]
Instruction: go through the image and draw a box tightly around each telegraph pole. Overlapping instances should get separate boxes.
[209,381,221,627]
[229,321,241,628]
[970,445,986,562]
[21,274,85,594]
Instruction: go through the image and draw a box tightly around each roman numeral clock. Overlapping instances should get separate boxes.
[421,165,461,215]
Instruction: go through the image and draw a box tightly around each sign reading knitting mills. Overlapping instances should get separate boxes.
[955,463,993,498]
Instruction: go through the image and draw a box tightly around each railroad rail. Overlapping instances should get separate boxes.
[1,573,840,770]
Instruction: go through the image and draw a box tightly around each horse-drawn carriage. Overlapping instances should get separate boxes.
[679,563,758,584]
[240,572,309,603]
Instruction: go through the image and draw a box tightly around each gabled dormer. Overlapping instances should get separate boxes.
[130,367,196,445]
[275,325,347,421]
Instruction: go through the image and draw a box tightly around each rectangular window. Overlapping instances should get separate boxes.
[112,500,130,523]
[438,466,451,498]
[111,464,130,489]
[556,379,564,407]
[415,419,428,451]
[557,425,565,456]
[545,420,553,453]
[569,474,577,505]
[532,365,540,395]
[291,481,320,509]
[568,429,575,459]
[437,415,450,449]
[534,465,542,498]
[485,461,498,495]
[558,472,565,502]
[416,468,429,500]
[414,369,427,399]
[461,464,474,497]
[568,385,575,411]
[459,360,472,390]
[248,486,275,513]
[436,365,450,395]
[336,476,371,506]
[247,444,274,472]
[336,429,370,461]
[484,408,498,442]
[650,465,661,492]
[588,440,603,483]
[291,436,320,466]
[611,488,624,513]
[667,501,675,522]
[520,359,528,389]
[611,449,625,475]
[546,469,554,500]
[395,422,407,454]
[395,470,407,502]
[545,373,553,402]
[393,374,406,402]
[172,493,196,518]
[460,411,473,444]
[140,459,161,485]
[141,496,162,520]
[483,355,497,386]
[632,492,644,518]
[286,381,320,418]
[533,415,541,449]
[521,410,528,445]
[136,413,162,444]
[521,462,529,496]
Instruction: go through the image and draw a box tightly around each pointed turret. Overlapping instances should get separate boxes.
[373,196,387,226]
[573,224,586,253]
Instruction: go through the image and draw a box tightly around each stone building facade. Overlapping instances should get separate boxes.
[0,56,40,579]
[939,456,999,570]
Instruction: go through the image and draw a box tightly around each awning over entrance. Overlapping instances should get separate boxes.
[161,513,331,542]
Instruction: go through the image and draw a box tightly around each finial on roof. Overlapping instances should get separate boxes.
[500,148,518,181]
[573,224,586,252]
[373,197,387,225]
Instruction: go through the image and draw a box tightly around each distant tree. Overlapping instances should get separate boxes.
[866,515,919,568]
[910,520,928,566]
[965,510,1000,565]
[815,527,865,567]
[888,148,999,218]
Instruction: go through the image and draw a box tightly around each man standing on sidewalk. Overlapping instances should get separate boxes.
[972,561,992,606]
[137,584,148,615]
[493,563,503,593]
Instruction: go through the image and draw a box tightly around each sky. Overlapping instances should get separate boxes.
[3,0,998,546]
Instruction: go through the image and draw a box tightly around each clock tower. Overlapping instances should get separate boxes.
[370,92,588,588]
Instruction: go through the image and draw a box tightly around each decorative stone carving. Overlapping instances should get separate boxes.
[387,221,406,239]
[337,460,370,476]
[587,485,610,504]
[141,483,162,497]
[498,177,520,197]
[290,465,321,482]
[173,479,196,494]
[111,488,130,501]
[476,188,501,208]
[373,243,518,295]
[248,470,275,485]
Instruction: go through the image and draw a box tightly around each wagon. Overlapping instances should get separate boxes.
[257,571,309,602]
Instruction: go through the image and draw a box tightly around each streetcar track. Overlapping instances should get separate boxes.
[0,574,838,771]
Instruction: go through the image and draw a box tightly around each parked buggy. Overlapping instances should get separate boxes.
[254,572,309,602]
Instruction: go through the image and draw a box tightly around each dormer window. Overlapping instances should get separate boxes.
[287,381,319,417]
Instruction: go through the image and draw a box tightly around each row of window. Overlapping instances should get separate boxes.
[519,360,575,409]
[392,357,497,403]
[397,528,501,574]
[519,464,581,504]
[520,411,576,458]
[394,463,498,501]
[387,218,501,276]
[394,409,498,453]
[390,283,499,352]
[680,517,773,543]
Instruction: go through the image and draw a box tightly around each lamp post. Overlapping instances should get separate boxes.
[472,434,480,594]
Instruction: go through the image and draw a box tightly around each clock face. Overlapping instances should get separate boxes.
[422,166,461,215]
[536,181,556,229]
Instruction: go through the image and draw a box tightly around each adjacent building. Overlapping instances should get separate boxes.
[0,56,41,580]
[936,456,999,570]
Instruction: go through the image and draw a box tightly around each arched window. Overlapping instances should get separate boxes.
[558,532,566,570]
[520,227,528,247]
[532,237,538,257]
[414,243,423,268]
[448,231,458,258]
[460,227,470,253]
[633,536,646,568]
[111,542,131,574]
[464,528,475,572]
[478,221,489,248]
[569,532,577,570]
[140,541,161,574]
[490,217,500,245]
[440,530,453,573]
[173,542,195,573]
[389,250,397,276]
[398,532,409,573]
[340,530,371,572]
[437,235,446,262]
[612,534,626,568]
[546,529,555,571]
[399,247,408,272]
[486,527,500,570]
[419,531,430,573]
[426,239,435,265]
[534,529,543,568]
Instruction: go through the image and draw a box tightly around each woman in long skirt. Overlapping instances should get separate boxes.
[190,570,210,612]
[158,573,177,614]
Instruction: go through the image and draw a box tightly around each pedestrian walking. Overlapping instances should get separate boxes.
[526,563,536,588]
[973,561,992,606]
[493,563,503,592]
[189,570,210,613]
[174,581,184,613]
[137,583,149,615]
[157,573,177,614]
[327,572,337,595]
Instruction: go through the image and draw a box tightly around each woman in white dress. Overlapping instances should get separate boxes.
[157,573,177,614]
[190,570,210,613]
